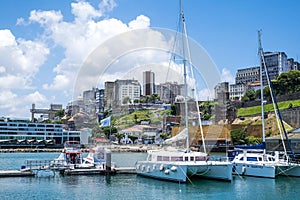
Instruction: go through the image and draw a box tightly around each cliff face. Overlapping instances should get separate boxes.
[170,114,292,143]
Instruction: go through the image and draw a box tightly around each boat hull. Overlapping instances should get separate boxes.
[188,161,232,181]
[232,163,276,178]
[276,163,300,177]
[135,161,232,182]
[136,161,188,182]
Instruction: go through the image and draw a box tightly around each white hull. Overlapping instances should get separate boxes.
[276,163,300,177]
[136,161,188,182]
[136,160,232,182]
[232,163,276,178]
[192,161,232,181]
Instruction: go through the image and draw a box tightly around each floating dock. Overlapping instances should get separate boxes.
[0,167,136,177]
[0,170,35,177]
[61,167,136,176]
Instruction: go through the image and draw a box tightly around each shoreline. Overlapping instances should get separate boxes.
[0,144,159,153]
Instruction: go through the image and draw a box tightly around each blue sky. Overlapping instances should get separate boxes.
[0,0,299,118]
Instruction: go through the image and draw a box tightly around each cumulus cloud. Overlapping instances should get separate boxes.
[0,29,49,90]
[220,68,235,83]
[0,0,218,117]
[129,15,151,29]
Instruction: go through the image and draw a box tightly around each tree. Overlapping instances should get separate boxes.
[122,96,131,105]
[241,88,256,102]
[115,133,125,143]
[170,104,177,115]
[272,70,300,95]
[55,109,65,118]
[230,128,246,145]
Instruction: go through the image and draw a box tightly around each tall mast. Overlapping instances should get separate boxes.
[258,31,266,146]
[180,0,189,152]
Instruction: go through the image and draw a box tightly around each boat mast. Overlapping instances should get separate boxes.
[259,31,294,160]
[180,0,189,152]
[258,31,266,148]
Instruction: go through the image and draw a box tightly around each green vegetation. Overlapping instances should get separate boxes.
[230,128,262,145]
[199,101,215,120]
[237,99,300,117]
[272,70,300,95]
[115,109,171,129]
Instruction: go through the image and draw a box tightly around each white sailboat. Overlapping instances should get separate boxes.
[230,31,300,178]
[135,0,232,183]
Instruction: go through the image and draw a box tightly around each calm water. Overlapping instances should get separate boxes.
[0,152,300,200]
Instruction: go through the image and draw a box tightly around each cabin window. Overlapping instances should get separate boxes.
[157,156,162,161]
[162,156,170,161]
[171,156,183,161]
[258,157,262,161]
[190,157,194,161]
[247,157,258,161]
[195,156,205,161]
[184,157,188,161]
[268,157,274,162]
[239,157,244,161]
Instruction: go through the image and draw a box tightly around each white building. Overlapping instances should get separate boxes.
[229,84,247,101]
[0,117,82,146]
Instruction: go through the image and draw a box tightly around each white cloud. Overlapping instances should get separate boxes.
[43,74,70,90]
[0,29,16,46]
[0,29,49,89]
[129,15,151,29]
[220,68,235,83]
[24,91,47,103]
[29,10,63,25]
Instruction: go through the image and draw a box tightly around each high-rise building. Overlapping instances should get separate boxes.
[143,71,155,96]
[262,52,288,85]
[104,82,115,110]
[156,82,184,103]
[104,79,141,109]
[115,79,141,105]
[288,58,300,71]
[236,66,260,84]
[229,66,260,101]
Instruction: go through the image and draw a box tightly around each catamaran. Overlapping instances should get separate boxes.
[230,31,300,178]
[135,0,232,183]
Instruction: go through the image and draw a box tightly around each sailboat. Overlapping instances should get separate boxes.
[230,31,300,178]
[135,1,232,183]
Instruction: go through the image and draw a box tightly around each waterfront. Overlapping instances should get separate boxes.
[0,152,300,200]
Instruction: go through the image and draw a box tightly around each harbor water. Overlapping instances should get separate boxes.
[0,152,300,200]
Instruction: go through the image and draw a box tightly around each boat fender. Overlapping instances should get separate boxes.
[147,166,151,172]
[153,164,156,170]
[242,166,246,174]
[160,164,164,171]
[136,164,140,170]
[164,169,170,175]
[170,166,177,172]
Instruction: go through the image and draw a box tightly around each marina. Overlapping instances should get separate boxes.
[1,152,300,200]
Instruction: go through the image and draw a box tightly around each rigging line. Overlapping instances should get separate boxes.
[180,0,206,153]
[165,2,182,84]
[259,31,294,159]
[258,32,285,153]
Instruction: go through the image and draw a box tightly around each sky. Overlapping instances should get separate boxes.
[0,0,299,118]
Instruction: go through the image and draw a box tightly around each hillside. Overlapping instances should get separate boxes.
[114,109,171,129]
[237,99,300,117]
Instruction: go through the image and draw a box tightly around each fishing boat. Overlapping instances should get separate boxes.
[50,140,83,169]
[135,1,232,183]
[50,141,115,170]
[230,31,300,178]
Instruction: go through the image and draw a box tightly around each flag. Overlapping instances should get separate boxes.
[100,116,111,127]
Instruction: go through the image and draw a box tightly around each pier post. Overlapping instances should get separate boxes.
[106,149,112,173]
